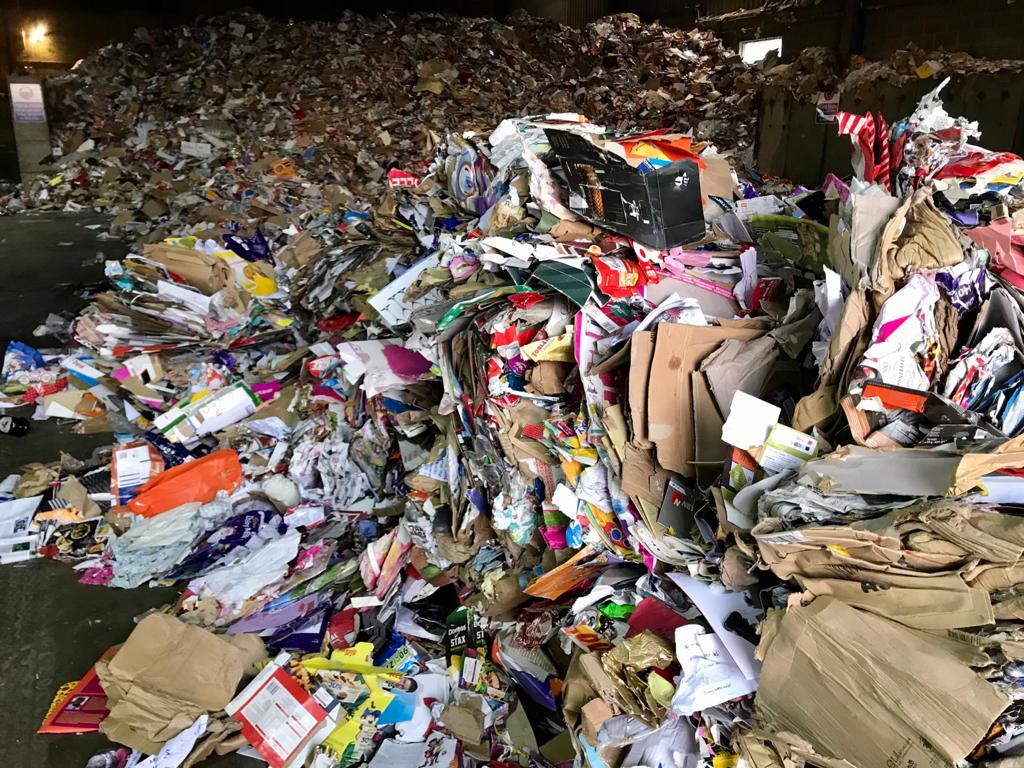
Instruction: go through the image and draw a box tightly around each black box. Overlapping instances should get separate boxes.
[545,128,706,249]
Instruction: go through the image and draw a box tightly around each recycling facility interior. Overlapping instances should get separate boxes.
[2,0,1024,181]
[3,1,1024,768]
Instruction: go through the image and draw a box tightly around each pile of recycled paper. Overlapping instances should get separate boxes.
[4,75,1024,768]
[4,10,758,244]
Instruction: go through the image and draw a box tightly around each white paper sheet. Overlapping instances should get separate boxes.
[0,495,42,538]
[721,391,780,450]
[668,573,761,681]
[135,714,208,768]
[157,280,212,314]
[190,528,301,611]
[368,255,441,328]
[671,625,757,714]
[368,733,458,768]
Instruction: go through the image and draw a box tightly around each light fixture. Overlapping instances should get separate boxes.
[25,22,48,45]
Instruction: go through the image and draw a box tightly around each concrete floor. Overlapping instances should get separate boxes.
[0,213,246,767]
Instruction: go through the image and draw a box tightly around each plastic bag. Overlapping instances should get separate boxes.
[2,340,44,380]
[127,449,242,517]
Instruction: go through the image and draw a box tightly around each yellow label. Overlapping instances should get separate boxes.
[990,173,1024,186]
[521,332,575,362]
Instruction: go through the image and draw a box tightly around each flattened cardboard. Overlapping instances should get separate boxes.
[952,435,1024,496]
[795,570,993,629]
[793,288,873,432]
[627,330,656,447]
[97,614,255,752]
[589,339,632,375]
[700,335,779,416]
[142,243,232,295]
[59,475,102,519]
[581,698,627,768]
[646,320,768,476]
[756,597,1008,768]
[619,442,672,508]
[798,445,958,497]
[691,370,727,488]
[699,156,735,221]
[850,193,900,280]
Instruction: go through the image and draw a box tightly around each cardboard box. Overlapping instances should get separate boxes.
[642,319,768,477]
[546,129,705,249]
[142,243,232,295]
[153,381,261,445]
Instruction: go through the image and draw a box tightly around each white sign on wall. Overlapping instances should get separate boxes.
[10,82,45,123]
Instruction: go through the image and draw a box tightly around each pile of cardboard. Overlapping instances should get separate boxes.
[765,42,1024,100]
[842,44,1024,90]
[8,11,758,246]
[5,66,1024,768]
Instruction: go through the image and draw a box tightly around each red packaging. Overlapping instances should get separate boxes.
[592,255,647,298]
[387,168,421,188]
[37,646,118,734]
[229,665,329,768]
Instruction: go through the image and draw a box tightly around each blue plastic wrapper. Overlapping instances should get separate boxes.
[439,215,462,232]
[144,431,193,468]
[213,350,238,371]
[267,605,331,653]
[166,507,274,580]
[467,487,490,517]
[223,229,273,263]
[935,266,986,315]
[344,211,371,225]
[375,632,422,675]
[950,210,980,227]
[2,340,44,380]
[507,667,557,710]
[377,691,417,724]
[565,520,584,549]
[379,396,416,414]
[355,518,380,543]
[506,370,526,390]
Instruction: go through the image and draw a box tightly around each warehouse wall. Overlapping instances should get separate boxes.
[861,0,1024,60]
[700,0,1024,61]
[701,0,847,56]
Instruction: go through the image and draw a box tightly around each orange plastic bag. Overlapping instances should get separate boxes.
[128,449,242,517]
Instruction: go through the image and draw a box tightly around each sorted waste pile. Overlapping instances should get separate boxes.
[6,73,1024,768]
[766,43,1024,98]
[3,11,759,244]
